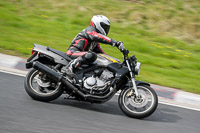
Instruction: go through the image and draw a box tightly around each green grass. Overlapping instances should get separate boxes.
[0,0,200,93]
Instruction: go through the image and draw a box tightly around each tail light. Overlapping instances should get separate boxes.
[31,48,35,55]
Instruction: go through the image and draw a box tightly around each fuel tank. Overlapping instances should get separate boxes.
[95,54,120,66]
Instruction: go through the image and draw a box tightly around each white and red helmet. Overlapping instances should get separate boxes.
[90,15,110,36]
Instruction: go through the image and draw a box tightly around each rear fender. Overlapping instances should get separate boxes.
[32,44,68,65]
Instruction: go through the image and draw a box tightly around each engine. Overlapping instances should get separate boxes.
[83,69,114,91]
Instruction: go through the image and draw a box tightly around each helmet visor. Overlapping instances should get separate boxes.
[100,22,110,35]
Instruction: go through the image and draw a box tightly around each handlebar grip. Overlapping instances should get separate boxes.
[123,49,129,55]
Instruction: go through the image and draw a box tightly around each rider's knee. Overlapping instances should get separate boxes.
[83,52,97,62]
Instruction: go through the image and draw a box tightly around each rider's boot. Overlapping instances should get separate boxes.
[65,59,79,79]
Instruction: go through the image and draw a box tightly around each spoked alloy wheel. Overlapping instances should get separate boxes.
[24,69,63,102]
[118,85,158,119]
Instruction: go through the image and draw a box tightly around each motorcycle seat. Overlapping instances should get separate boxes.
[47,47,72,62]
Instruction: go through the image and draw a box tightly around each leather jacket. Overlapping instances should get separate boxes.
[67,26,115,55]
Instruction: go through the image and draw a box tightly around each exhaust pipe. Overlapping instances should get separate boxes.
[31,61,116,102]
[32,61,62,82]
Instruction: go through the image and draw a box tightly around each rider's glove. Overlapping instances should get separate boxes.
[113,41,124,52]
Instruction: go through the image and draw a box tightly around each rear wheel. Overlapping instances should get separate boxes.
[24,69,63,102]
[118,85,158,119]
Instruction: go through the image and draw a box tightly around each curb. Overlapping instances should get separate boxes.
[0,53,200,110]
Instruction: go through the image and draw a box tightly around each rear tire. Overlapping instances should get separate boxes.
[24,69,63,102]
[118,85,158,119]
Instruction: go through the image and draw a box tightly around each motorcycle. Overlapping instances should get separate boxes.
[24,43,158,119]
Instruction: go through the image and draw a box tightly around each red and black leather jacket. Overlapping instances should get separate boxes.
[66,26,115,57]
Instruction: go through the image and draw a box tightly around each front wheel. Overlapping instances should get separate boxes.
[118,85,158,119]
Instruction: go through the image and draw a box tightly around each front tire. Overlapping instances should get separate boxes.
[118,85,158,119]
[24,69,63,102]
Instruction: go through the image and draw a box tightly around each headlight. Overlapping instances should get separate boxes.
[135,62,141,75]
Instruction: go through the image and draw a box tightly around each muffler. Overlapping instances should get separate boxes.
[32,61,62,82]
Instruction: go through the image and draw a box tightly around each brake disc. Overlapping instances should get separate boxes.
[128,89,148,108]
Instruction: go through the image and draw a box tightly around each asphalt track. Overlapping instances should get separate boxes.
[0,72,200,133]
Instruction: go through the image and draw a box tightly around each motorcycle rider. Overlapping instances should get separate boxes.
[66,15,124,77]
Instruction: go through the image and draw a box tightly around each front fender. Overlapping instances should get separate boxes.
[122,80,150,89]
[136,80,150,86]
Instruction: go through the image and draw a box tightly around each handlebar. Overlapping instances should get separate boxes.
[122,49,129,56]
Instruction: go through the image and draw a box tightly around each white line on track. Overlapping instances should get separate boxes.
[158,101,200,112]
[0,69,200,112]
[0,69,26,77]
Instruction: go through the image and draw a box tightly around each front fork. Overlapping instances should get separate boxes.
[126,60,139,97]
